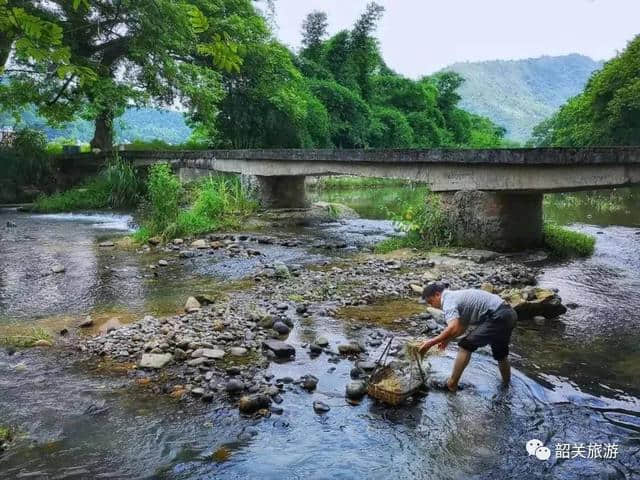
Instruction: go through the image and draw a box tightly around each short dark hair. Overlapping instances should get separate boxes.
[422,281,446,300]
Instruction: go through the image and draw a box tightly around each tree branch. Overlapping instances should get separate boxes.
[47,75,75,106]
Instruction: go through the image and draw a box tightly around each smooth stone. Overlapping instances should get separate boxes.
[313,400,330,413]
[262,339,295,359]
[51,264,66,274]
[99,241,115,247]
[230,347,247,357]
[191,239,207,249]
[78,316,94,328]
[226,379,245,393]
[272,321,290,335]
[34,339,52,347]
[338,343,364,355]
[191,387,205,397]
[238,394,271,414]
[179,250,196,258]
[184,296,201,313]
[315,336,329,347]
[192,348,225,360]
[139,353,172,369]
[158,260,168,266]
[346,381,367,400]
[301,375,319,391]
[356,361,376,372]
[148,236,162,245]
[309,344,323,354]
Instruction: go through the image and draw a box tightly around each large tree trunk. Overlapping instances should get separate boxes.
[90,110,115,150]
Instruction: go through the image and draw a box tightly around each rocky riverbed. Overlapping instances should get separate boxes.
[63,232,566,415]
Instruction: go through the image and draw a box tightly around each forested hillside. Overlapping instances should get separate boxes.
[443,54,603,142]
[531,35,640,147]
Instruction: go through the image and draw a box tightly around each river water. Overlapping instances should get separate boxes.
[1,188,640,479]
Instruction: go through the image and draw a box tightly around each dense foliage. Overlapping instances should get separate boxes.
[32,156,143,212]
[543,223,595,258]
[1,0,265,149]
[445,54,601,142]
[135,164,257,241]
[0,128,50,202]
[2,1,506,151]
[531,35,640,147]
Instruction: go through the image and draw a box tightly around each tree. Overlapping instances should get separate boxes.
[531,34,640,146]
[301,11,328,57]
[0,1,262,149]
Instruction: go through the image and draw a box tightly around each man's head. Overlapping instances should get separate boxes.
[422,282,447,309]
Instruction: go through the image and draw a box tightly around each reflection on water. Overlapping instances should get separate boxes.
[1,191,640,479]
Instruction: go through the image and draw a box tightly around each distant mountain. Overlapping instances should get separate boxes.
[442,54,603,142]
[1,107,192,144]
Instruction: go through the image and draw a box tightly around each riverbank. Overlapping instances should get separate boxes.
[2,207,640,478]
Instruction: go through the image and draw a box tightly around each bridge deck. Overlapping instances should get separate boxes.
[52,147,640,193]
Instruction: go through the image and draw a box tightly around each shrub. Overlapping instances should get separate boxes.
[543,223,595,257]
[32,155,143,212]
[375,191,454,253]
[145,163,182,236]
[0,128,51,190]
[135,170,257,240]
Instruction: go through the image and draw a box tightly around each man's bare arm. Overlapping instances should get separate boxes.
[419,318,465,354]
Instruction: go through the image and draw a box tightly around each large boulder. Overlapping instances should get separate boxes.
[501,287,567,320]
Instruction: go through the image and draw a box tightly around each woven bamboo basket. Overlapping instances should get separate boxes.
[367,366,424,406]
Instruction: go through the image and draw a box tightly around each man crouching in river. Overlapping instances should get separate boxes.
[419,282,517,392]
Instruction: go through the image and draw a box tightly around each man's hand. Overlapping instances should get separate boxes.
[437,340,448,351]
[419,340,433,356]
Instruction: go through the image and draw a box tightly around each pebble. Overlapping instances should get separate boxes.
[313,401,330,413]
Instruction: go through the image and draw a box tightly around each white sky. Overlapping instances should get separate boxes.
[271,0,640,77]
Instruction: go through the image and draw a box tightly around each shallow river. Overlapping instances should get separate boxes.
[1,188,640,479]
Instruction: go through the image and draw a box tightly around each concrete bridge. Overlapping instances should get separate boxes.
[52,147,640,251]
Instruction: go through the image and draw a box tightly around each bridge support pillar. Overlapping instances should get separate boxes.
[441,190,543,252]
[256,175,308,209]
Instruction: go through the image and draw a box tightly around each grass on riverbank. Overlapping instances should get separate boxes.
[0,326,51,348]
[134,164,258,241]
[543,223,595,258]
[31,157,143,212]
[311,176,416,190]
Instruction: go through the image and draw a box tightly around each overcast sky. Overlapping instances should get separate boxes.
[270,0,640,78]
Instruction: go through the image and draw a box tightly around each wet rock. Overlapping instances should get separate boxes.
[301,375,319,391]
[262,339,295,359]
[184,296,201,313]
[192,348,225,360]
[59,328,68,336]
[501,287,567,319]
[315,336,329,347]
[309,344,323,355]
[270,406,284,415]
[274,263,290,278]
[148,236,162,246]
[191,387,205,397]
[313,400,330,413]
[195,294,215,305]
[238,394,271,414]
[346,381,367,400]
[99,241,115,247]
[356,361,376,372]
[187,357,206,367]
[51,264,66,274]
[226,379,245,394]
[78,316,94,328]
[272,321,290,335]
[566,302,579,310]
[174,348,187,361]
[533,315,546,325]
[230,347,247,357]
[179,250,196,258]
[258,315,274,329]
[139,353,172,369]
[338,342,364,355]
[350,367,365,379]
[158,260,168,267]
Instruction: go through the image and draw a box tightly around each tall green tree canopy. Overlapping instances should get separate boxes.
[531,35,640,147]
[0,0,266,149]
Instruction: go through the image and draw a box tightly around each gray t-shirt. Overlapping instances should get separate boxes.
[442,289,505,328]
